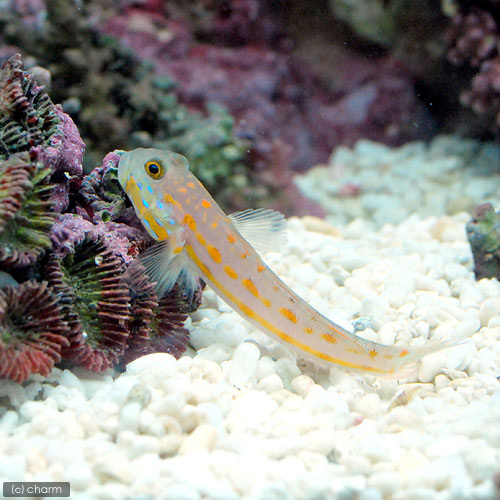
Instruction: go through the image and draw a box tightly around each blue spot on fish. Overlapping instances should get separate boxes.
[169,218,176,226]
[167,228,172,235]
[142,198,150,209]
[157,201,164,209]
[154,217,164,227]
[147,185,153,194]
[137,182,143,190]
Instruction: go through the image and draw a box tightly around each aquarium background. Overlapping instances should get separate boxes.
[0,1,499,500]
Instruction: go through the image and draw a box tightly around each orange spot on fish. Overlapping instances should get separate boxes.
[227,233,236,244]
[240,253,247,259]
[224,266,238,279]
[321,333,337,344]
[187,182,196,189]
[261,298,271,308]
[202,200,211,208]
[196,232,206,246]
[211,221,218,229]
[174,246,183,254]
[279,307,297,323]
[242,278,259,297]
[399,349,409,357]
[163,193,182,210]
[198,261,211,275]
[304,327,313,334]
[369,348,378,358]
[183,214,196,231]
[257,265,265,273]
[207,245,222,263]
[177,187,187,193]
[273,285,279,292]
[347,347,361,354]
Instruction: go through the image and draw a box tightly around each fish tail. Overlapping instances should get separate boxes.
[369,338,460,378]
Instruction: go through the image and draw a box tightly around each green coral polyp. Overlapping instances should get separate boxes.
[0,154,57,266]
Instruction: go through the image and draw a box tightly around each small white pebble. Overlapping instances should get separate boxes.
[275,358,302,390]
[126,353,178,376]
[256,374,284,393]
[479,297,500,327]
[434,373,451,390]
[290,375,315,398]
[58,369,85,392]
[418,350,449,383]
[228,342,261,388]
[0,454,25,480]
[178,424,218,454]
[256,356,277,380]
[119,401,141,433]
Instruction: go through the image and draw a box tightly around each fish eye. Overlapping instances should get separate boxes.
[144,160,165,180]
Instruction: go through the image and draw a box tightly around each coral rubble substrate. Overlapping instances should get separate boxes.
[0,209,498,500]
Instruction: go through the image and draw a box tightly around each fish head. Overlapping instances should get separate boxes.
[118,148,189,239]
[118,148,188,190]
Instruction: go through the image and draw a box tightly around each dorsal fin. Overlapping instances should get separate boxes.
[229,208,287,253]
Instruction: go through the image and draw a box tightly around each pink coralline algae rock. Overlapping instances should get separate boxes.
[32,106,85,213]
[50,214,144,266]
[103,6,431,171]
[30,105,85,179]
[446,4,500,132]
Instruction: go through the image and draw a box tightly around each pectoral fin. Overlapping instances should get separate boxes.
[126,232,200,299]
[229,208,287,253]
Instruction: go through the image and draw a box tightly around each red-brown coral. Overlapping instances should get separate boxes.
[122,263,158,364]
[0,54,61,157]
[0,54,203,381]
[120,259,203,366]
[152,286,202,355]
[0,54,84,215]
[0,280,69,383]
[45,231,130,372]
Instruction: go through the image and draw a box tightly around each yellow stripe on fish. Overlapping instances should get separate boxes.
[118,148,457,377]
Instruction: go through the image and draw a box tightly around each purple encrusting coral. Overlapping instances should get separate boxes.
[0,54,202,382]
